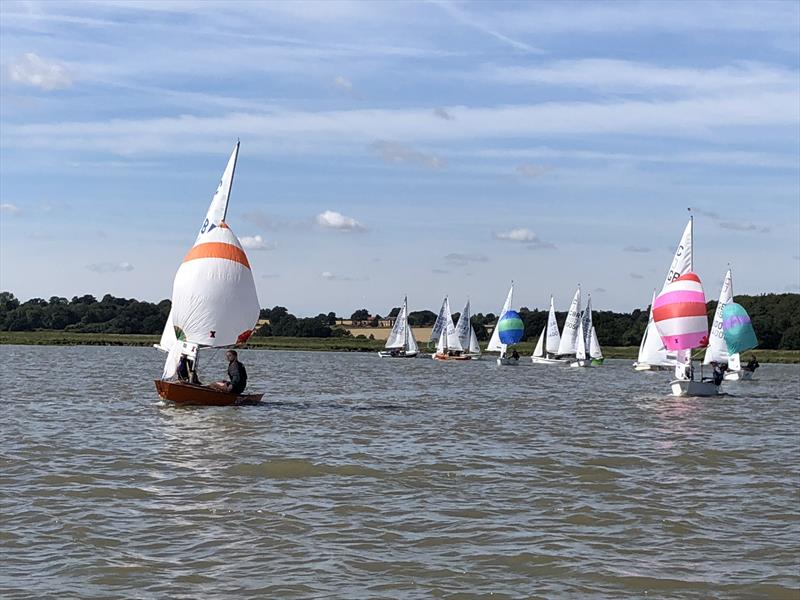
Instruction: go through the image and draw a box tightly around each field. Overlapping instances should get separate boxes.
[1,331,798,363]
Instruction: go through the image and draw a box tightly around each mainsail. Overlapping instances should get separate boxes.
[487,283,514,353]
[637,290,672,367]
[430,297,449,343]
[556,286,581,355]
[546,296,561,354]
[704,269,733,365]
[160,142,260,379]
[575,320,587,361]
[385,297,408,349]
[454,300,473,349]
[580,294,593,353]
[533,327,546,358]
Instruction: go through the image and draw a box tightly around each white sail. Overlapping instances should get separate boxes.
[197,141,239,243]
[444,297,462,351]
[589,326,603,359]
[575,320,587,360]
[469,327,480,355]
[430,296,449,343]
[487,283,514,353]
[556,287,581,356]
[703,269,733,365]
[533,327,545,358]
[385,298,407,349]
[454,300,473,349]
[581,294,593,353]
[546,296,561,354]
[436,327,446,353]
[675,348,692,380]
[663,218,693,290]
[157,309,177,352]
[162,143,260,378]
[728,352,741,371]
[637,289,672,366]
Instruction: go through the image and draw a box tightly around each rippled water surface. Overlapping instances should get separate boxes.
[1,345,798,599]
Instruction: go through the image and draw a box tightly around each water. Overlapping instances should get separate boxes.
[1,345,798,599]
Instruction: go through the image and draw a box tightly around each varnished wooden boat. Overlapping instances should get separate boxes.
[154,380,263,406]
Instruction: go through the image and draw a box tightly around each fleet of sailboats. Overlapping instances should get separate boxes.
[152,149,761,402]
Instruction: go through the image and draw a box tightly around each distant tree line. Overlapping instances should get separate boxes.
[1,291,798,349]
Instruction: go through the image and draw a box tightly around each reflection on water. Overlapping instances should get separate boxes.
[1,345,798,599]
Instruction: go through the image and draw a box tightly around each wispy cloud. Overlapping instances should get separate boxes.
[8,53,72,91]
[321,271,367,282]
[445,253,489,265]
[316,210,366,232]
[243,210,309,231]
[495,227,555,249]
[719,221,757,231]
[87,261,134,273]
[240,235,276,250]
[516,164,550,177]
[433,107,455,121]
[371,140,445,168]
[1,203,21,216]
[693,207,721,220]
[432,268,450,274]
[594,287,607,293]
[484,59,798,93]
[629,272,645,280]
[623,245,651,253]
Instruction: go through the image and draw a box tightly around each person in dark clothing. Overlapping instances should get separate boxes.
[711,362,724,386]
[176,355,200,384]
[745,355,760,372]
[511,349,520,361]
[211,350,247,394]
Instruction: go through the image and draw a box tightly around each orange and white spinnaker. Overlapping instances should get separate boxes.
[159,142,260,379]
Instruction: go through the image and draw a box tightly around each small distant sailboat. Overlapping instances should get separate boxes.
[453,299,482,360]
[704,268,757,380]
[571,295,602,368]
[378,296,418,358]
[633,218,692,371]
[654,271,716,397]
[432,296,469,361]
[531,296,566,365]
[154,141,263,406]
[487,283,521,365]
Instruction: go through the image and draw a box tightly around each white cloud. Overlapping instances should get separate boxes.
[623,245,651,253]
[316,210,365,232]
[371,140,445,168]
[87,262,134,273]
[333,75,354,93]
[433,107,455,121]
[719,221,757,231]
[240,235,276,250]
[8,53,72,91]
[321,271,366,282]
[1,203,21,216]
[496,228,535,242]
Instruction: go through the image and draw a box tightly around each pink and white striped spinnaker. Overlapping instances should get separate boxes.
[652,272,709,351]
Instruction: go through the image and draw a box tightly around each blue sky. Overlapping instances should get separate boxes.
[1,0,798,316]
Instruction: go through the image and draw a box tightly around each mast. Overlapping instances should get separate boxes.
[403,296,408,350]
[688,207,693,272]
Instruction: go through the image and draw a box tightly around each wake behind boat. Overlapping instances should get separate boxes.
[154,141,263,406]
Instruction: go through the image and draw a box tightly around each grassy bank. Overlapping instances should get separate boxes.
[1,331,797,363]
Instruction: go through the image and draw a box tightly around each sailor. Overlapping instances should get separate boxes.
[176,355,200,384]
[211,350,247,394]
[745,355,760,372]
[511,349,520,361]
[711,362,724,386]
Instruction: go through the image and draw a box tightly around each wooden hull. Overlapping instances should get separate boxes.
[154,380,263,406]
[433,353,472,361]
[670,379,719,397]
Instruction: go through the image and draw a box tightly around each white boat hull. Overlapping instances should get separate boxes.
[724,369,754,381]
[670,379,720,397]
[570,359,594,368]
[377,351,418,358]
[531,356,567,365]
[497,357,520,366]
[633,362,673,372]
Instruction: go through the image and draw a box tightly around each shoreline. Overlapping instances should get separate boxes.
[0,332,798,363]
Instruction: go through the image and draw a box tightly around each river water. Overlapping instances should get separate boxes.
[1,345,798,599]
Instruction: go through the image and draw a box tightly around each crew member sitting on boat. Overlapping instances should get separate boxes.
[511,349,520,361]
[176,355,200,384]
[210,350,247,394]
[744,355,760,372]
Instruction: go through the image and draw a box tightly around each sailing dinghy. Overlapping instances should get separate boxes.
[486,283,522,366]
[531,296,567,364]
[570,295,602,367]
[432,296,469,360]
[453,299,482,360]
[556,286,582,361]
[378,296,419,358]
[154,141,263,406]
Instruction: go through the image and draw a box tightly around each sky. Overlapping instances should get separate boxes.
[1,0,798,317]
